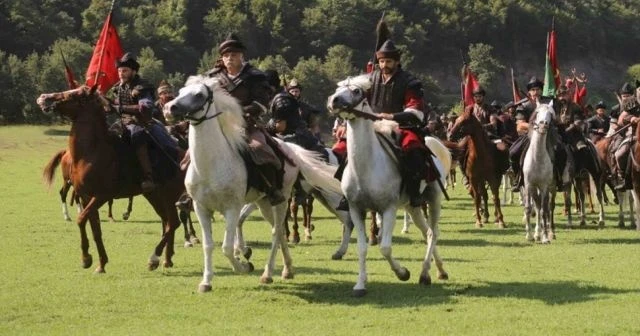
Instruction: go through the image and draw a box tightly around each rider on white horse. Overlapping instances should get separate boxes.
[335,38,436,210]
[205,33,286,205]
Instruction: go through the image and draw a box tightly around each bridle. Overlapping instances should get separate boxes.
[183,84,222,126]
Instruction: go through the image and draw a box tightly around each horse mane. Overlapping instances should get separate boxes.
[184,75,247,152]
[337,74,372,91]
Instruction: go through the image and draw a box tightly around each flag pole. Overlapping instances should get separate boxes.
[58,47,76,89]
[93,0,117,87]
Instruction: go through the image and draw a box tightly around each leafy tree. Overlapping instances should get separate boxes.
[467,43,504,92]
[626,64,640,83]
[137,47,165,90]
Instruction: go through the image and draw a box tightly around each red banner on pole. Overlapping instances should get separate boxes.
[462,64,479,107]
[85,12,123,93]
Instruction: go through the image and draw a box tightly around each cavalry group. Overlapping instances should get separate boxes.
[37,29,640,297]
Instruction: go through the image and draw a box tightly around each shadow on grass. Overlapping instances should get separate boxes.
[437,238,530,248]
[43,128,70,136]
[460,280,639,305]
[575,237,640,245]
[272,279,638,307]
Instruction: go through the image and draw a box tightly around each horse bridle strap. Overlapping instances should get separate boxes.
[341,98,380,122]
[185,84,222,126]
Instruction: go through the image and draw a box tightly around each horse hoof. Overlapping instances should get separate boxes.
[419,274,431,286]
[496,221,506,229]
[122,213,130,221]
[64,216,72,222]
[369,237,378,246]
[401,229,409,234]
[198,284,212,293]
[94,267,105,274]
[81,255,93,269]
[243,247,253,260]
[184,241,193,248]
[191,237,200,244]
[282,270,294,280]
[331,252,344,260]
[260,276,273,284]
[292,235,300,244]
[395,267,410,281]
[438,272,449,280]
[580,220,586,227]
[598,221,605,228]
[246,262,255,273]
[148,260,160,271]
[163,260,174,268]
[310,224,315,232]
[352,289,367,297]
[475,222,483,228]
[618,221,625,228]
[108,216,115,223]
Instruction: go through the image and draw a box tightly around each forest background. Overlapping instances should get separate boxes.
[2,0,640,125]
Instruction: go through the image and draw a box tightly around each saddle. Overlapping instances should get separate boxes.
[375,127,438,183]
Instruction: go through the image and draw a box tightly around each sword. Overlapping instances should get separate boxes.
[605,123,632,138]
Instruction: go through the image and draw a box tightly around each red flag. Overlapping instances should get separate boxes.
[511,68,522,103]
[462,64,479,106]
[59,49,77,89]
[548,29,561,90]
[85,11,123,93]
[574,84,587,106]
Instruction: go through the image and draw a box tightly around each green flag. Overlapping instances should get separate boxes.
[543,31,558,97]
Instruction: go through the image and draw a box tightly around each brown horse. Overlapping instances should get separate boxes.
[448,109,508,228]
[54,149,134,222]
[39,85,185,273]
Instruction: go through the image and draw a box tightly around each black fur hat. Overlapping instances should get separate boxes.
[526,77,544,91]
[376,39,401,61]
[218,33,246,55]
[115,52,140,71]
[620,82,635,95]
[595,101,606,109]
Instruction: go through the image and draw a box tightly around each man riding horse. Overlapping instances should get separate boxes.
[509,77,582,192]
[110,52,160,192]
[205,33,285,205]
[335,37,433,210]
[611,82,640,190]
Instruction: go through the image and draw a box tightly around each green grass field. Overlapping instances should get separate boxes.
[2,125,640,335]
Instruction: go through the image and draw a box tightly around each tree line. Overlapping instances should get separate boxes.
[1,0,640,124]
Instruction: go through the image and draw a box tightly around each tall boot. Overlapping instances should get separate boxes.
[334,157,350,211]
[136,145,155,193]
[614,155,628,190]
[260,164,286,205]
[406,173,423,207]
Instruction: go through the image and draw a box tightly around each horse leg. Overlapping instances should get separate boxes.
[144,193,179,270]
[349,206,369,297]
[471,186,483,228]
[540,190,551,244]
[107,199,115,222]
[402,211,411,234]
[564,185,574,228]
[289,198,300,244]
[617,190,626,227]
[187,211,199,244]
[303,195,314,241]
[179,209,193,247]
[369,211,379,246]
[482,186,490,224]
[79,196,109,272]
[595,179,606,227]
[523,187,534,241]
[531,191,543,242]
[491,179,506,228]
[587,178,596,214]
[377,206,409,282]
[257,198,292,282]
[60,182,72,221]
[122,196,133,220]
[193,201,215,292]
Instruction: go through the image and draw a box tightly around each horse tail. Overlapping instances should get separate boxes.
[425,136,452,175]
[277,141,343,195]
[43,149,66,188]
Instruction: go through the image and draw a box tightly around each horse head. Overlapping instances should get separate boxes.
[532,103,555,134]
[447,108,480,141]
[37,85,103,120]
[327,74,378,121]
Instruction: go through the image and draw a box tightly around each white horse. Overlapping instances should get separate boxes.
[522,103,556,243]
[327,74,448,297]
[164,75,342,292]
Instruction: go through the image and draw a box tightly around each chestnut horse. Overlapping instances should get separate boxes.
[448,109,509,228]
[54,149,134,222]
[39,85,185,273]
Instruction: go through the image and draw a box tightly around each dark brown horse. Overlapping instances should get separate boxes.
[39,85,185,273]
[448,109,508,228]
